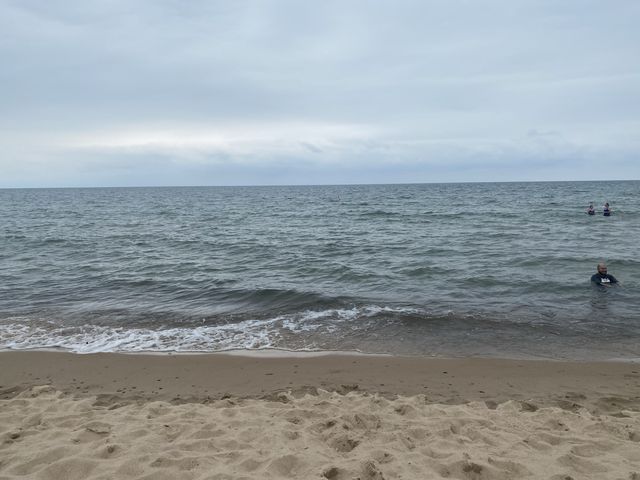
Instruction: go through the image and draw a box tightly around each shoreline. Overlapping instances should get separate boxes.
[2,350,639,411]
[4,346,640,362]
[1,347,393,358]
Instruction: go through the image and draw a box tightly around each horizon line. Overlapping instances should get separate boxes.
[0,179,638,190]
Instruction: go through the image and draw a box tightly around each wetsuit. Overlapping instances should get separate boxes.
[591,273,618,285]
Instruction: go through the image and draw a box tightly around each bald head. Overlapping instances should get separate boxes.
[597,263,608,275]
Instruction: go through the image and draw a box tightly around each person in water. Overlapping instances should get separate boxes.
[603,202,611,216]
[587,203,595,215]
[591,262,618,286]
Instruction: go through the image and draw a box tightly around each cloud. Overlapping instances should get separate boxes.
[1,0,639,186]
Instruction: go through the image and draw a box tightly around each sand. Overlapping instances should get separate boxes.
[1,351,639,479]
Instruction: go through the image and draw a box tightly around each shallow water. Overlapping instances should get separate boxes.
[1,181,639,359]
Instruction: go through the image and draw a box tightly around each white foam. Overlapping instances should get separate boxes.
[0,305,420,354]
[0,318,279,353]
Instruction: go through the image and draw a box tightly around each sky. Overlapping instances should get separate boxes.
[1,0,639,187]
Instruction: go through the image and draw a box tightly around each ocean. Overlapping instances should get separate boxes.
[1,181,639,360]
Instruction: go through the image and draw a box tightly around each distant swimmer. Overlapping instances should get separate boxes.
[603,202,611,216]
[587,203,595,215]
[591,262,619,286]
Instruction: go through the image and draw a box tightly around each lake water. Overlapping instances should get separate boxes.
[1,181,639,360]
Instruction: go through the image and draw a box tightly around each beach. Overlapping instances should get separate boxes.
[1,351,639,479]
[2,185,639,480]
[3,0,640,475]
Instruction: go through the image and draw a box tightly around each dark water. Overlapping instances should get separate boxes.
[1,182,639,359]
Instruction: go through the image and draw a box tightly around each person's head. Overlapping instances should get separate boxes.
[589,203,594,208]
[597,262,608,275]
[605,202,609,207]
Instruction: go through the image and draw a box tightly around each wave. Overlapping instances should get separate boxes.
[0,305,421,353]
[3,301,636,356]
[174,286,351,313]
[21,283,358,318]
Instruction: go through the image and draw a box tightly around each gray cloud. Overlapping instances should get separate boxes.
[1,0,639,186]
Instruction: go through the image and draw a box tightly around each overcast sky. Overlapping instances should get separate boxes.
[1,0,639,187]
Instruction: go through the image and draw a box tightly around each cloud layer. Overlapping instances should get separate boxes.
[2,0,639,186]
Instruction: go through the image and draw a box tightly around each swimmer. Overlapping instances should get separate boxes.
[590,262,619,286]
[587,203,595,215]
[603,202,611,216]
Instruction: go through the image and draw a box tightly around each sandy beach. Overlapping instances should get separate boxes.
[1,351,639,479]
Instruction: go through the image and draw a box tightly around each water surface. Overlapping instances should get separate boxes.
[1,181,638,359]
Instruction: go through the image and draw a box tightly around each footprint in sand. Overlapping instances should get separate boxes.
[330,435,360,453]
[322,465,349,480]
